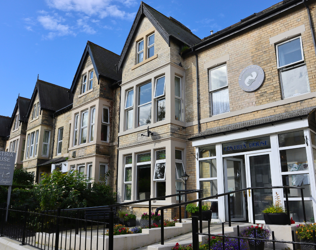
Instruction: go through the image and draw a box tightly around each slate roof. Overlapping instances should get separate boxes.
[0,115,11,137]
[191,0,303,52]
[70,41,121,93]
[27,79,73,118]
[10,97,31,129]
[189,107,315,141]
[118,2,201,69]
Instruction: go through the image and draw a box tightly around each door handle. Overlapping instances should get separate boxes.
[248,190,251,197]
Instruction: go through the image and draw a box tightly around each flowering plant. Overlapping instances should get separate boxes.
[172,238,246,250]
[296,223,316,241]
[123,213,136,221]
[262,192,285,213]
[106,224,130,235]
[242,225,270,245]
[141,212,161,221]
[130,227,142,234]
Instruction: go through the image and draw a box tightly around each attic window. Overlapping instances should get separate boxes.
[32,102,40,120]
[147,33,155,58]
[81,75,87,94]
[137,40,144,63]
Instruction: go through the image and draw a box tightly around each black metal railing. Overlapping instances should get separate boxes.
[155,186,307,245]
[191,216,316,250]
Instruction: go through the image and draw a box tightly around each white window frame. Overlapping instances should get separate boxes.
[81,74,87,94]
[175,76,183,121]
[32,104,36,120]
[87,163,93,181]
[13,114,19,131]
[137,39,144,63]
[25,134,30,159]
[101,107,110,142]
[42,130,51,157]
[99,164,109,184]
[29,132,35,157]
[137,82,152,127]
[125,89,134,130]
[153,150,166,181]
[124,156,132,200]
[276,36,304,69]
[57,127,63,155]
[209,64,229,116]
[34,130,39,156]
[73,114,79,146]
[89,107,95,142]
[78,165,85,175]
[36,102,40,117]
[175,150,185,180]
[88,70,93,90]
[147,33,155,58]
[154,76,166,122]
[79,110,88,144]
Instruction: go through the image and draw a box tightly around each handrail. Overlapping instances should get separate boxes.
[155,185,306,245]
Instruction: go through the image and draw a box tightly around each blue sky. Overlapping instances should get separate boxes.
[0,0,281,117]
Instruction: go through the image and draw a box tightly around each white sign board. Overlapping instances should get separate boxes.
[0,152,16,186]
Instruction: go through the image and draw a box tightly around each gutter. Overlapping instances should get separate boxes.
[304,0,316,56]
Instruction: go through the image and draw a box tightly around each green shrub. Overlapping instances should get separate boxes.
[185,203,209,213]
[262,192,285,214]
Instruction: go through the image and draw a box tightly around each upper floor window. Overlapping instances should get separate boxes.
[147,33,155,58]
[175,76,183,121]
[276,37,310,99]
[89,107,95,142]
[125,89,134,130]
[81,75,87,94]
[209,64,230,116]
[34,130,39,156]
[137,40,144,63]
[154,76,165,122]
[12,114,19,131]
[73,114,79,146]
[89,71,93,90]
[138,82,152,127]
[32,103,40,120]
[57,127,63,155]
[42,130,50,157]
[101,107,110,142]
[80,110,88,144]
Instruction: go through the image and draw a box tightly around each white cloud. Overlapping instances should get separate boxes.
[103,25,113,30]
[38,14,74,38]
[45,0,135,19]
[77,18,96,34]
[25,26,33,31]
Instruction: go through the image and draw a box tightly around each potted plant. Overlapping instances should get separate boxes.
[242,225,270,250]
[140,212,161,228]
[296,223,316,250]
[262,192,290,225]
[118,211,136,227]
[186,203,212,221]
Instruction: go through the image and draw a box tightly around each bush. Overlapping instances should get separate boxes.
[12,169,34,187]
[84,182,116,207]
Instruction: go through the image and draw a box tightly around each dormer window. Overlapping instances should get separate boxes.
[32,102,40,120]
[81,75,87,94]
[12,114,19,131]
[137,40,144,63]
[147,33,155,58]
[89,70,93,90]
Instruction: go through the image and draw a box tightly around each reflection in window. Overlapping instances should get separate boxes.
[137,40,144,63]
[125,89,134,130]
[80,111,88,144]
[155,76,165,122]
[199,159,217,178]
[199,145,216,158]
[124,155,132,200]
[101,107,109,142]
[147,33,155,58]
[175,76,183,121]
[138,82,152,126]
[278,130,305,147]
[280,147,308,172]
[282,174,311,197]
[200,180,217,198]
[154,150,166,199]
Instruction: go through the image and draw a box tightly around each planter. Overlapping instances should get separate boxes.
[263,213,290,225]
[191,210,212,221]
[124,218,136,227]
[140,219,160,228]
[248,241,264,250]
[297,240,315,250]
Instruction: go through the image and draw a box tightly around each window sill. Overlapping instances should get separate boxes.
[132,54,158,70]
[78,89,93,98]
[30,117,39,123]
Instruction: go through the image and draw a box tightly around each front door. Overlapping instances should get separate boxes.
[246,153,273,223]
[224,157,247,221]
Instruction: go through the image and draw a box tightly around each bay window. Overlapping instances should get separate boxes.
[34,130,39,156]
[175,150,185,200]
[138,82,152,127]
[154,76,165,122]
[42,130,50,157]
[154,150,166,199]
[57,127,63,155]
[87,163,93,181]
[90,107,95,142]
[147,33,155,58]
[73,114,79,146]
[209,64,229,116]
[100,164,109,184]
[101,107,110,142]
[277,37,310,99]
[124,156,132,200]
[78,165,85,175]
[29,132,35,157]
[80,110,88,144]
[175,76,183,121]
[125,89,134,130]
[26,134,30,159]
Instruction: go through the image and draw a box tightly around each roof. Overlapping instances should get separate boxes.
[191,0,303,52]
[118,2,201,69]
[189,107,315,141]
[9,96,31,128]
[0,115,11,137]
[37,157,68,166]
[26,79,73,118]
[70,41,121,93]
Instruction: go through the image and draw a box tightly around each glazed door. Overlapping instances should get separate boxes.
[224,158,247,221]
[246,153,273,223]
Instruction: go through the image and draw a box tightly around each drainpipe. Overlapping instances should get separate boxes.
[116,87,121,198]
[193,49,201,133]
[304,0,316,56]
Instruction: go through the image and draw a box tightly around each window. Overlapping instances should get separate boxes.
[125,89,134,130]
[25,134,30,159]
[209,64,229,116]
[154,76,165,122]
[277,37,310,99]
[89,71,93,90]
[81,74,87,94]
[31,103,40,120]
[175,76,183,121]
[80,110,88,144]
[78,165,85,175]
[87,163,93,181]
[21,139,25,161]
[100,164,109,184]
[175,150,185,201]
[73,114,79,146]
[124,156,132,200]
[34,130,39,156]
[137,152,151,200]
[57,127,63,155]
[147,33,155,58]
[101,107,110,142]
[137,40,144,63]
[42,130,50,157]
[29,132,35,157]
[89,108,95,142]
[138,82,152,126]
[154,150,166,199]
[13,114,19,130]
